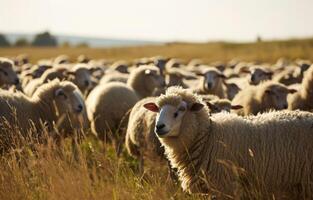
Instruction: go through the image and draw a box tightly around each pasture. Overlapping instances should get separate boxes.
[0,38,313,200]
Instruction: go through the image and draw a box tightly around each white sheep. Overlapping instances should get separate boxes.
[0,57,20,88]
[24,67,68,96]
[288,64,313,111]
[144,86,313,198]
[193,67,226,98]
[86,82,139,149]
[125,97,163,171]
[66,63,93,95]
[232,81,296,115]
[126,65,165,99]
[0,79,88,151]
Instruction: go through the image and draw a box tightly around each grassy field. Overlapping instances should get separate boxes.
[1,38,313,63]
[0,38,313,199]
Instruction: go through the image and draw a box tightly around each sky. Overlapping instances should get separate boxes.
[1,0,313,42]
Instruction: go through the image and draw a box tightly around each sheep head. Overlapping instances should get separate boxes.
[197,67,226,91]
[260,83,296,110]
[143,87,207,138]
[250,67,273,85]
[0,57,20,87]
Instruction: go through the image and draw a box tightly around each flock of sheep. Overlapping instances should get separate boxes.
[0,54,313,198]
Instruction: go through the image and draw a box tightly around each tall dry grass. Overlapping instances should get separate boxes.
[0,120,306,200]
[0,123,202,200]
[1,38,313,63]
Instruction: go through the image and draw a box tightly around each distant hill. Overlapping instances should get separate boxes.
[5,33,160,48]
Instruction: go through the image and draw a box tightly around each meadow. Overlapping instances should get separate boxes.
[1,38,313,63]
[1,38,313,200]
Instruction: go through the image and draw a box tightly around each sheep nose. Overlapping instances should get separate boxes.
[207,82,212,89]
[156,123,165,130]
[251,75,255,82]
[84,80,90,87]
[14,78,20,85]
[76,104,83,113]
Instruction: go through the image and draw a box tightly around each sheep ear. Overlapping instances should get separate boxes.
[143,102,159,112]
[206,102,218,110]
[218,74,226,79]
[190,103,204,112]
[195,71,205,76]
[231,105,243,110]
[288,89,297,94]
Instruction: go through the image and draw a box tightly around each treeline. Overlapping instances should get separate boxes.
[0,31,88,47]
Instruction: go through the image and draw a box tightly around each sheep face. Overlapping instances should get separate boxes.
[0,58,20,86]
[144,101,187,137]
[263,86,296,110]
[250,68,272,85]
[67,68,92,93]
[206,100,243,113]
[143,69,165,91]
[144,101,204,138]
[54,87,85,116]
[226,83,241,100]
[202,70,225,91]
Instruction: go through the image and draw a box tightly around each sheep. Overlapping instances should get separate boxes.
[86,82,139,147]
[126,65,165,99]
[232,81,296,115]
[193,67,226,98]
[77,55,90,63]
[66,63,93,96]
[165,58,184,71]
[288,64,313,111]
[205,98,243,113]
[273,66,303,85]
[150,56,168,74]
[133,58,152,67]
[0,79,88,151]
[24,67,68,96]
[108,61,129,74]
[0,57,20,89]
[125,97,178,181]
[223,81,241,100]
[54,55,70,65]
[14,54,29,67]
[249,66,273,85]
[143,86,313,197]
[125,97,163,171]
[165,67,197,88]
[21,64,52,87]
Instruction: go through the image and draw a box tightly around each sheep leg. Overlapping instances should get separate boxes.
[139,155,144,175]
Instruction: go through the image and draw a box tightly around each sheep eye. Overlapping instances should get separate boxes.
[173,112,178,118]
[57,91,67,99]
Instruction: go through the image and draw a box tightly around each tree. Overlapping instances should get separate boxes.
[31,31,57,47]
[14,38,29,47]
[0,33,10,47]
